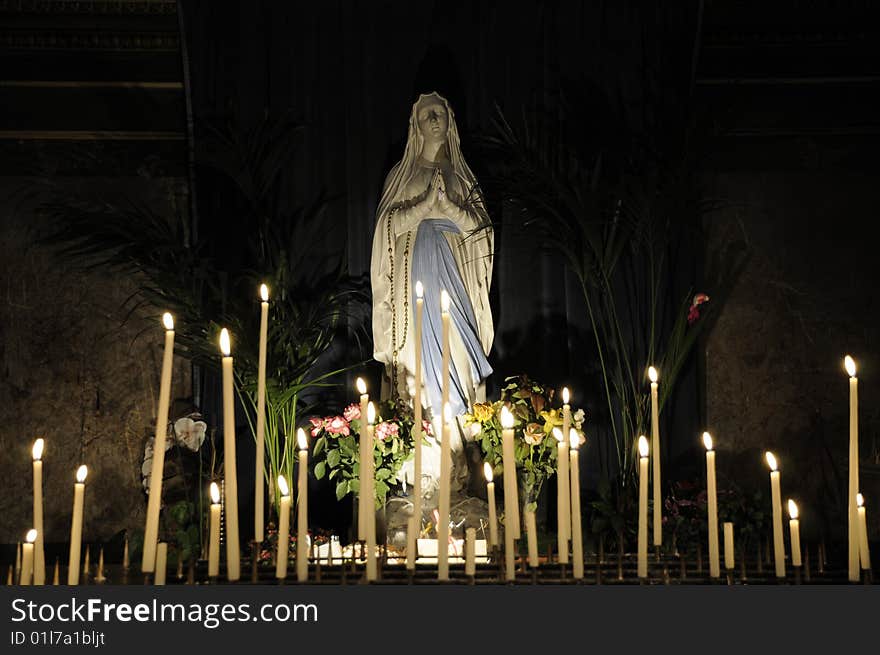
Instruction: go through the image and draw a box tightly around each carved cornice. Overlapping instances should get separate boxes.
[0,0,177,15]
[0,30,179,50]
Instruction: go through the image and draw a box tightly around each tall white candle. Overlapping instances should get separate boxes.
[638,436,649,579]
[465,527,476,576]
[788,500,802,567]
[154,543,167,586]
[857,494,871,571]
[560,389,571,546]
[723,522,735,571]
[143,313,175,573]
[413,281,424,528]
[500,406,520,539]
[219,328,240,581]
[365,403,377,581]
[484,463,499,548]
[275,475,291,580]
[68,465,88,585]
[296,429,309,582]
[356,377,368,541]
[569,429,584,580]
[766,452,785,578]
[648,366,662,547]
[20,530,36,586]
[554,427,570,564]
[255,284,269,544]
[704,432,720,578]
[32,438,45,585]
[208,482,221,578]
[525,510,539,568]
[845,356,860,582]
[440,290,451,427]
[438,403,452,581]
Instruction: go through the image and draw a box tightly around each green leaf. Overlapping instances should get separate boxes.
[327,449,341,469]
[314,460,326,479]
[335,480,350,501]
[312,436,325,457]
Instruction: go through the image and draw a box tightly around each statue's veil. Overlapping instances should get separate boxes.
[376,92,479,220]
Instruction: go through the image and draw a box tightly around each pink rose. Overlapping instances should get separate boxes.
[343,403,361,422]
[309,416,326,438]
[375,421,398,441]
[325,416,350,436]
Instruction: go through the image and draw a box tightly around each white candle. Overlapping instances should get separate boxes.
[648,366,662,547]
[788,500,802,567]
[484,463,499,548]
[704,432,720,578]
[406,515,417,570]
[255,284,269,544]
[365,403,377,581]
[20,530,36,586]
[154,543,167,585]
[438,403,452,581]
[569,429,584,580]
[32,438,45,585]
[219,328,240,581]
[296,429,309,582]
[638,436,649,579]
[356,377,368,541]
[500,406,520,539]
[857,493,871,570]
[465,527,477,576]
[766,452,785,578]
[123,535,129,571]
[67,465,87,585]
[275,475,291,580]
[525,510,539,568]
[560,389,571,546]
[554,426,570,564]
[845,356,860,582]
[96,547,105,583]
[208,482,221,578]
[414,281,424,528]
[440,290,451,426]
[723,522,735,571]
[143,313,175,574]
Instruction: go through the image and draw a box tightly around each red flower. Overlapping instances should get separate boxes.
[325,416,350,436]
[687,293,710,326]
[309,416,325,438]
[343,403,361,422]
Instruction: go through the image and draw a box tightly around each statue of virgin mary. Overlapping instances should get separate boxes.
[370,92,494,493]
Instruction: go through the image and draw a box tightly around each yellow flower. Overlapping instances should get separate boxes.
[540,409,563,434]
[462,413,476,427]
[472,402,495,423]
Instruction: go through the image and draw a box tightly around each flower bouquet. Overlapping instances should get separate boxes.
[464,374,586,512]
[310,397,425,509]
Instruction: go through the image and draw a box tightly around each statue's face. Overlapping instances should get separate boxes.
[416,98,448,142]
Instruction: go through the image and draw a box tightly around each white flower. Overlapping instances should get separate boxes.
[174,417,207,451]
[573,408,585,426]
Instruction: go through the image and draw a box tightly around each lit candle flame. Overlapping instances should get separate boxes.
[845,355,856,378]
[638,435,649,458]
[32,438,44,461]
[367,401,376,425]
[297,427,307,451]
[260,283,269,303]
[415,280,424,299]
[483,462,493,482]
[76,465,88,483]
[569,428,580,450]
[765,451,778,472]
[857,493,864,508]
[356,377,367,395]
[788,499,799,519]
[441,289,450,312]
[500,405,514,429]
[648,366,658,383]
[553,427,564,443]
[162,312,174,331]
[702,432,713,451]
[562,387,570,405]
[209,482,220,504]
[219,328,231,357]
[277,475,289,497]
[26,529,37,544]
